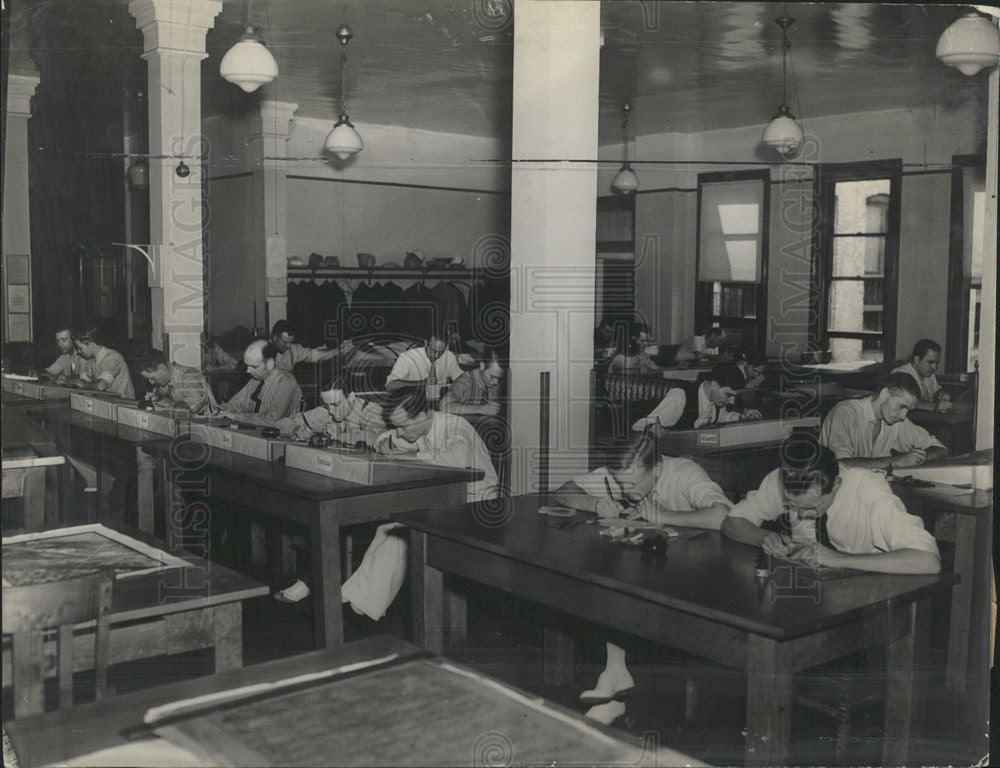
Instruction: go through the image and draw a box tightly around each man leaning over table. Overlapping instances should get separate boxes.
[215,340,302,427]
[554,431,732,724]
[139,349,216,415]
[818,372,946,470]
[722,432,940,574]
[42,326,87,383]
[891,338,952,413]
[72,326,135,399]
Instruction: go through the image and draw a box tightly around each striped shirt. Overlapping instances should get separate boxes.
[220,368,301,427]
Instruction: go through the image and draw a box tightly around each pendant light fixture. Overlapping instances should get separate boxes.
[610,102,639,195]
[935,10,1000,76]
[762,16,803,157]
[324,24,364,160]
[219,0,278,93]
[126,90,149,189]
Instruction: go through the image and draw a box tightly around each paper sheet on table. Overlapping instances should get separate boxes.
[60,738,210,767]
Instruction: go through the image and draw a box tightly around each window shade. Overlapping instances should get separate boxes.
[698,179,765,283]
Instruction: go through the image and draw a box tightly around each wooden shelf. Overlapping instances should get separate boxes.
[287,267,479,280]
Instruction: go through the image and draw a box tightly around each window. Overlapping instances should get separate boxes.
[696,170,769,357]
[813,162,901,365]
[946,157,986,372]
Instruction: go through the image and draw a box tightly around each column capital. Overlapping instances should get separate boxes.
[129,0,222,57]
[6,73,40,117]
[250,100,299,139]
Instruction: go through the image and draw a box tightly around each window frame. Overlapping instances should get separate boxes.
[945,153,987,372]
[695,168,771,357]
[810,161,902,365]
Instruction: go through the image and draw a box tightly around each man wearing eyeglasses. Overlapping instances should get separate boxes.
[721,432,940,574]
[216,340,302,427]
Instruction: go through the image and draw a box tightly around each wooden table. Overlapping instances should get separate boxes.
[400,495,956,767]
[142,437,478,650]
[907,403,976,455]
[24,402,167,531]
[4,635,697,767]
[890,453,993,695]
[2,522,268,690]
[1,410,65,530]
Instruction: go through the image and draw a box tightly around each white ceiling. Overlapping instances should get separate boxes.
[8,1,990,141]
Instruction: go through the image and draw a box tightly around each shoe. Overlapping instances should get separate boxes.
[579,669,635,703]
[273,579,310,603]
[584,700,626,726]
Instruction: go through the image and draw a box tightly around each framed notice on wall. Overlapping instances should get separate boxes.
[3,253,33,343]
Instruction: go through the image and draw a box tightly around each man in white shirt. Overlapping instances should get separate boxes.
[384,327,464,395]
[554,433,731,724]
[73,326,135,399]
[270,320,340,372]
[43,327,87,383]
[891,339,951,413]
[819,373,946,470]
[334,389,498,620]
[722,432,940,574]
[674,326,727,363]
[693,363,762,428]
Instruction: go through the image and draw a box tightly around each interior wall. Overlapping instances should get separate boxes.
[606,105,984,358]
[896,172,952,362]
[203,173,258,334]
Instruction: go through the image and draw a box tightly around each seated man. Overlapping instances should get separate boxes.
[73,326,135,399]
[439,347,505,417]
[270,320,340,372]
[674,325,727,363]
[42,326,87,383]
[891,339,952,413]
[200,332,238,371]
[217,340,302,427]
[328,389,498,619]
[693,363,762,428]
[722,432,940,574]
[554,433,731,724]
[610,322,661,374]
[274,374,385,445]
[138,350,215,414]
[631,386,686,434]
[384,325,464,396]
[819,372,946,469]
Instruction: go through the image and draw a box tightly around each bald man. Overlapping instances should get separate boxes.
[217,340,302,427]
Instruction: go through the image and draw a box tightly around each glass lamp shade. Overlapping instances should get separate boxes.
[325,114,364,160]
[762,106,804,156]
[126,159,149,189]
[220,27,278,93]
[935,12,1000,76]
[611,163,639,194]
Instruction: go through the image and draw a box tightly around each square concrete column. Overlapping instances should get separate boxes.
[130,0,222,366]
[508,2,601,494]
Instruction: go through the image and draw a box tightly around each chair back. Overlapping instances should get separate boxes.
[2,570,113,718]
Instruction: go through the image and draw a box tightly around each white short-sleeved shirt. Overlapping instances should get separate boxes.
[383,411,498,502]
[80,346,135,399]
[819,396,944,460]
[572,457,730,526]
[890,362,941,402]
[385,347,463,386]
[727,466,938,556]
[632,388,686,431]
[694,381,742,428]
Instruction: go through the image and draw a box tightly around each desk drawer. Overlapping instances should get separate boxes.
[117,406,187,437]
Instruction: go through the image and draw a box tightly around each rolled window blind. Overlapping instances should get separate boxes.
[698,178,764,283]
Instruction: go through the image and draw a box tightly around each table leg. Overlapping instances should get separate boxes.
[883,597,927,767]
[213,603,243,671]
[542,612,575,686]
[409,530,443,655]
[745,635,792,767]
[946,514,976,692]
[310,513,343,650]
[135,448,155,535]
[444,582,467,648]
[22,467,46,530]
